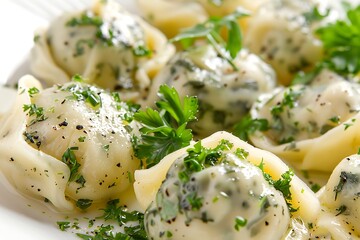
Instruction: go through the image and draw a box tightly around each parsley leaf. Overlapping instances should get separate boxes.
[133,85,198,168]
[303,6,329,24]
[170,8,250,70]
[232,114,269,141]
[57,221,71,231]
[292,6,360,85]
[316,6,360,76]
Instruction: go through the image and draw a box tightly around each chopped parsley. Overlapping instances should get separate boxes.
[57,221,71,231]
[62,81,102,108]
[61,147,83,183]
[170,8,250,70]
[76,199,93,210]
[28,87,40,97]
[58,199,147,239]
[232,114,269,141]
[258,161,297,213]
[186,192,203,211]
[234,216,247,231]
[179,140,233,183]
[133,85,198,168]
[23,104,47,125]
[234,148,249,160]
[270,88,303,117]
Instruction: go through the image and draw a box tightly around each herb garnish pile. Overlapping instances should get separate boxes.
[133,84,198,168]
[57,199,147,240]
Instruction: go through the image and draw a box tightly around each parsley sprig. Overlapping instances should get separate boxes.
[170,8,250,70]
[133,85,198,168]
[316,6,360,75]
[292,6,360,85]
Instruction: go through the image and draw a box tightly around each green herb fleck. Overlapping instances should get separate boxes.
[234,148,249,160]
[335,205,347,216]
[179,140,233,183]
[76,199,93,210]
[57,221,71,231]
[186,192,203,211]
[234,216,247,231]
[61,147,82,182]
[258,161,297,213]
[63,83,102,108]
[233,115,269,141]
[28,87,40,97]
[311,183,321,193]
[23,104,47,124]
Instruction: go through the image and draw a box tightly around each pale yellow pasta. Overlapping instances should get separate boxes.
[0,76,72,210]
[137,0,208,38]
[31,0,174,101]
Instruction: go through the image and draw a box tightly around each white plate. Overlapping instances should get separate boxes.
[0,0,137,239]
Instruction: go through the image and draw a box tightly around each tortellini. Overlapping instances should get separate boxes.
[244,0,324,85]
[193,0,269,17]
[249,70,360,172]
[137,0,269,38]
[137,0,208,38]
[145,147,290,240]
[31,0,175,101]
[134,131,320,224]
[0,75,140,211]
[145,45,276,138]
[317,154,360,239]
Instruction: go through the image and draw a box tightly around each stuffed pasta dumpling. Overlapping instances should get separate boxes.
[145,45,276,138]
[31,0,174,101]
[249,70,360,172]
[0,75,140,211]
